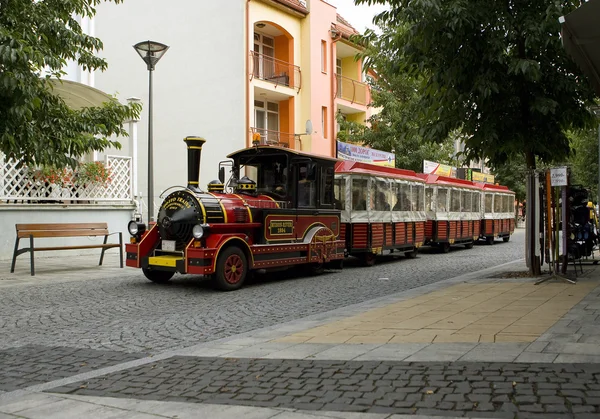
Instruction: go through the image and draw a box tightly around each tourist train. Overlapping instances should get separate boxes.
[125,138,515,290]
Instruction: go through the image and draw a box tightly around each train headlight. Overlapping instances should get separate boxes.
[192,224,205,239]
[128,221,146,236]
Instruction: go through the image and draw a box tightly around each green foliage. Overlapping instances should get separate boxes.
[566,128,599,202]
[356,0,598,169]
[338,25,455,173]
[490,157,527,202]
[0,0,141,169]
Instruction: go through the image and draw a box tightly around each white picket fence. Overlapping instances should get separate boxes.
[0,155,133,204]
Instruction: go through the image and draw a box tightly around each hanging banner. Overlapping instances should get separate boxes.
[336,141,395,167]
[423,160,457,178]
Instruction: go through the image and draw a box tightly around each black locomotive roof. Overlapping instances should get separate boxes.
[227,145,339,164]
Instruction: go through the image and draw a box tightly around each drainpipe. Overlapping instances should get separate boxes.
[330,28,342,158]
[246,0,252,149]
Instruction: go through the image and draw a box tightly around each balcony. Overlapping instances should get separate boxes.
[250,51,301,91]
[335,74,369,106]
[250,127,298,148]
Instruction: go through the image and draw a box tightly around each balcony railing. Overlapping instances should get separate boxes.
[250,51,301,91]
[250,127,298,148]
[335,74,369,105]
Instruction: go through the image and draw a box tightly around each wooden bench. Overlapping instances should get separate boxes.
[10,223,123,276]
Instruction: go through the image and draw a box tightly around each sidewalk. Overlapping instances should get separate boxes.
[1,256,600,418]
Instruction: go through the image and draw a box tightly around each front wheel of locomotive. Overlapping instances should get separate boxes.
[142,268,175,284]
[213,246,248,291]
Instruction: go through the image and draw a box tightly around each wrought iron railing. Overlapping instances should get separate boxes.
[250,127,299,148]
[250,51,301,90]
[0,155,133,204]
[335,74,369,105]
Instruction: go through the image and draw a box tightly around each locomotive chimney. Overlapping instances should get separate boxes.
[183,136,206,192]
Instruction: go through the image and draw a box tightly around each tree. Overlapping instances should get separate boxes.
[491,157,527,203]
[356,0,597,169]
[338,24,455,173]
[0,0,141,169]
[566,128,599,202]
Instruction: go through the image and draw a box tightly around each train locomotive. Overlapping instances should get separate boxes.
[125,137,344,290]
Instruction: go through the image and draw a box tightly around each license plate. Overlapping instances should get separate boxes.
[162,240,176,252]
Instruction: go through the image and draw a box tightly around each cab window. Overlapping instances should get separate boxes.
[297,163,316,207]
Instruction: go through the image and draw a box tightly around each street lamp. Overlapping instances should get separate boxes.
[133,40,169,221]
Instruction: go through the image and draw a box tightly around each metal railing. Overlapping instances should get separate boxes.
[250,127,298,148]
[334,74,369,105]
[250,51,301,90]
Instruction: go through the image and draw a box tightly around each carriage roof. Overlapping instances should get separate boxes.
[475,182,515,194]
[335,160,424,183]
[418,173,480,190]
[227,145,339,164]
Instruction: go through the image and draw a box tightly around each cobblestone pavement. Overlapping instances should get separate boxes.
[48,356,600,418]
[0,345,144,392]
[0,232,524,354]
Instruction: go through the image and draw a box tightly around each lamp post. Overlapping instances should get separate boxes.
[133,40,169,221]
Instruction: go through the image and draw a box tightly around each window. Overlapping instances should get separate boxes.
[254,32,275,79]
[437,188,448,212]
[392,183,411,211]
[334,178,345,209]
[351,178,368,210]
[473,193,481,212]
[322,106,328,139]
[494,194,502,213]
[321,40,327,73]
[425,187,434,211]
[372,180,390,211]
[297,163,317,207]
[320,166,334,206]
[485,193,493,213]
[254,100,279,144]
[463,191,472,212]
[450,189,461,212]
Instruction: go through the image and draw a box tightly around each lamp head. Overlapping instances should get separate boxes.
[133,40,169,71]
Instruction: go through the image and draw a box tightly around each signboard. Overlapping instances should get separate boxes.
[337,141,395,167]
[423,160,457,178]
[550,167,568,186]
[471,171,495,184]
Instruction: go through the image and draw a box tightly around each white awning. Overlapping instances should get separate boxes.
[47,79,116,110]
[560,0,600,95]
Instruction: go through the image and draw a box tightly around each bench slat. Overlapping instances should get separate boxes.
[18,229,110,239]
[16,223,108,231]
[34,244,120,251]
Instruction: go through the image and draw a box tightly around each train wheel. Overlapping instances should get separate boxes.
[306,263,325,276]
[486,236,495,245]
[142,268,174,284]
[503,236,510,242]
[405,249,418,259]
[464,241,474,249]
[213,246,247,291]
[440,242,451,253]
[361,252,376,267]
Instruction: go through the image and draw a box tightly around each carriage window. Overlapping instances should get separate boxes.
[413,184,424,211]
[506,195,513,213]
[437,188,448,212]
[334,178,345,209]
[351,178,368,210]
[298,163,316,207]
[485,193,493,213]
[463,191,472,212]
[393,183,411,211]
[450,189,461,212]
[425,187,434,211]
[473,193,481,212]
[320,166,334,206]
[494,193,502,213]
[373,180,391,211]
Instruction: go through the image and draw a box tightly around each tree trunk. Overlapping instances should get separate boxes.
[524,151,541,275]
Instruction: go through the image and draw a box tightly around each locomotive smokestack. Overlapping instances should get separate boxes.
[183,136,206,192]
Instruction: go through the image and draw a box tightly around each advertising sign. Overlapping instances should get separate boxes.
[336,141,395,167]
[471,171,495,184]
[423,160,457,178]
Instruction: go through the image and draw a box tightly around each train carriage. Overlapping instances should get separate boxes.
[477,183,516,244]
[125,137,344,290]
[420,174,481,252]
[334,161,426,265]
